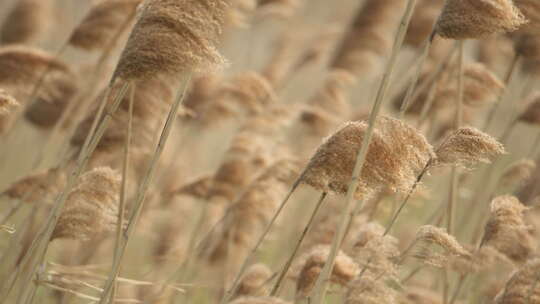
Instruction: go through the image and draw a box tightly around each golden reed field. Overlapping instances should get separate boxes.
[1,0,540,303]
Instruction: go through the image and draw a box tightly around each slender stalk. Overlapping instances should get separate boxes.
[447,41,464,235]
[219,177,303,304]
[527,129,540,158]
[483,54,520,132]
[308,2,417,303]
[399,31,435,118]
[11,81,129,302]
[34,10,137,170]
[97,74,192,304]
[270,192,328,296]
[109,83,135,304]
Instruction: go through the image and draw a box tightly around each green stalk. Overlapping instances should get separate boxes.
[308,1,418,303]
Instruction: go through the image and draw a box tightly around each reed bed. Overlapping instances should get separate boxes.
[1,0,540,303]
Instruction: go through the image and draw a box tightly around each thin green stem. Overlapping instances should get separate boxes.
[109,82,135,304]
[308,2,418,302]
[270,192,328,296]
[97,74,192,304]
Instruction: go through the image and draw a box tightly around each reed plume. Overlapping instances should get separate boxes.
[112,0,229,80]
[52,167,120,241]
[435,126,506,167]
[514,0,540,34]
[405,0,444,48]
[293,245,359,298]
[300,70,355,136]
[499,159,536,189]
[229,296,291,304]
[435,0,527,39]
[207,158,299,263]
[494,258,540,303]
[233,263,273,298]
[518,92,540,125]
[0,89,19,133]
[301,116,434,199]
[69,0,142,50]
[2,167,66,204]
[0,0,52,45]
[481,195,535,263]
[331,0,407,75]
[345,272,397,304]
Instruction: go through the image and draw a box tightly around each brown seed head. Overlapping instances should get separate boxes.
[514,0,540,34]
[207,158,299,262]
[499,159,537,189]
[494,258,540,303]
[331,0,407,75]
[0,0,52,45]
[416,225,471,257]
[233,263,273,298]
[0,89,19,134]
[514,33,540,60]
[228,296,291,304]
[294,245,359,297]
[482,195,535,263]
[519,92,540,125]
[52,167,121,241]
[2,167,66,204]
[69,0,142,50]
[345,272,397,304]
[435,127,506,167]
[302,116,434,199]
[113,0,229,80]
[405,0,444,47]
[435,0,527,39]
[461,63,504,107]
[352,223,400,279]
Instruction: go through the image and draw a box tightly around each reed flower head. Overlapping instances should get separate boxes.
[294,245,359,297]
[416,225,470,257]
[52,167,121,241]
[514,0,540,34]
[481,195,535,263]
[435,127,505,168]
[69,0,142,50]
[229,297,291,304]
[0,89,19,133]
[234,263,273,298]
[494,258,540,303]
[518,92,540,125]
[113,0,229,80]
[345,272,397,304]
[0,0,52,44]
[331,0,406,75]
[499,159,536,189]
[435,0,527,39]
[2,167,66,204]
[302,116,434,199]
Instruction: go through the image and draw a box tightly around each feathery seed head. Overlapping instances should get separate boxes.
[2,167,66,204]
[302,116,434,199]
[234,263,273,298]
[499,159,536,189]
[52,167,121,241]
[435,127,505,167]
[482,195,535,263]
[345,272,397,304]
[435,0,527,39]
[519,92,540,125]
[0,89,19,133]
[416,225,470,257]
[69,0,142,50]
[0,0,52,45]
[228,296,291,304]
[113,0,229,80]
[514,0,540,33]
[294,245,359,297]
[494,258,540,303]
